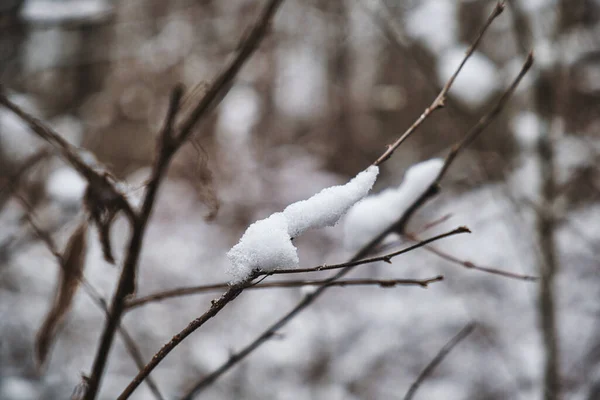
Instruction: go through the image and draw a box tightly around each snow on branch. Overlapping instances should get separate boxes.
[227,166,379,282]
[344,159,443,251]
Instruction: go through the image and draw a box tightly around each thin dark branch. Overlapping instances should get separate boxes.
[404,233,538,281]
[403,323,476,400]
[128,276,443,308]
[372,1,505,166]
[0,94,135,221]
[0,149,49,210]
[126,227,467,310]
[392,52,534,234]
[175,0,284,145]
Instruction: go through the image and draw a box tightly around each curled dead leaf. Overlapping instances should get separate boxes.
[35,219,88,371]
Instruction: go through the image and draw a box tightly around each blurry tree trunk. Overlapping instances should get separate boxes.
[534,69,561,400]
[506,1,569,399]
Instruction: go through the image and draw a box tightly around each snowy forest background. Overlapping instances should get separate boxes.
[1,0,599,399]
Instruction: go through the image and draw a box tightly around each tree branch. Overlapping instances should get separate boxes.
[372,1,506,166]
[404,233,538,281]
[403,323,476,400]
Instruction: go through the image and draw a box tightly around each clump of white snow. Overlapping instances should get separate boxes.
[283,166,380,237]
[437,47,499,108]
[227,166,379,282]
[227,213,299,283]
[343,159,443,251]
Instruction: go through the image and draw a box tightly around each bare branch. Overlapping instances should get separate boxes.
[404,233,538,281]
[392,52,534,234]
[0,93,135,221]
[0,149,49,210]
[175,0,284,145]
[404,323,476,400]
[129,276,443,309]
[372,1,505,166]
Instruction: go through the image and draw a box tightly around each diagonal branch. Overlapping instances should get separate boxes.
[0,93,135,222]
[372,1,506,166]
[404,323,476,400]
[404,233,538,281]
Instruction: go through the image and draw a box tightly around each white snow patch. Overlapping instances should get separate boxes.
[0,377,40,400]
[227,167,379,282]
[22,0,112,24]
[227,212,298,283]
[218,85,261,139]
[46,167,87,204]
[511,112,540,151]
[344,159,443,251]
[438,47,499,108]
[405,0,458,53]
[275,45,327,119]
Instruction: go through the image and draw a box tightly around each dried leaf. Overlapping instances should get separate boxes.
[35,220,88,370]
[84,182,118,264]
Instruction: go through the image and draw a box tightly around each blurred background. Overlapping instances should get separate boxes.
[0,0,599,399]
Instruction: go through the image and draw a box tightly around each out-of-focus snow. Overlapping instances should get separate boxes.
[405,0,458,53]
[46,167,87,205]
[275,45,327,120]
[217,85,261,139]
[438,47,500,108]
[0,377,40,400]
[344,159,443,251]
[227,166,378,282]
[512,112,541,151]
[21,0,112,24]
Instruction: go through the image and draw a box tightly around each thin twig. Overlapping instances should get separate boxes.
[372,1,505,166]
[0,149,49,210]
[403,323,476,400]
[129,276,443,308]
[404,233,538,281]
[126,227,467,310]
[392,52,534,234]
[179,52,535,399]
